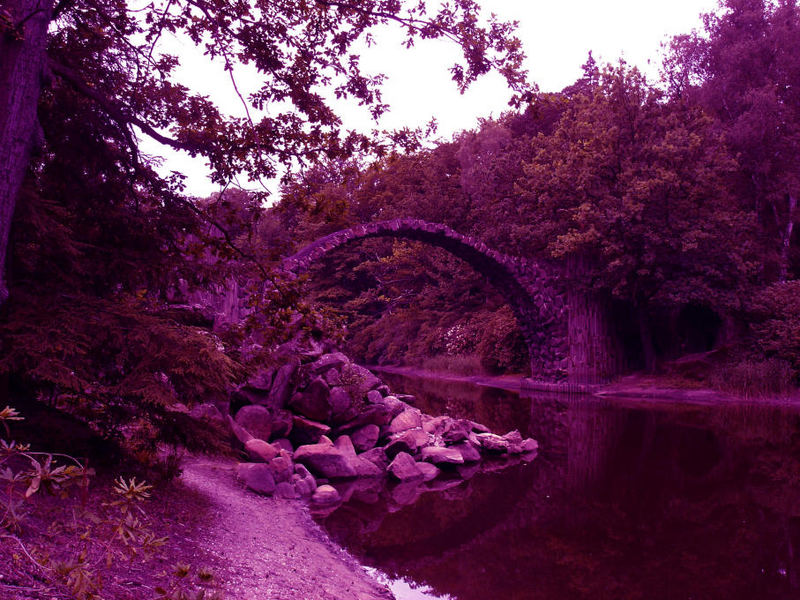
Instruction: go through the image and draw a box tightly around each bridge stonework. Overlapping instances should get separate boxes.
[282,219,572,381]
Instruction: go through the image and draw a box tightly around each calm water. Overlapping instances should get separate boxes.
[314,374,800,600]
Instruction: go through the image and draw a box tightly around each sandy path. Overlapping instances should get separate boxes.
[179,457,394,600]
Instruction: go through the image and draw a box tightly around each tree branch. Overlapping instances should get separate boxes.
[48,59,200,154]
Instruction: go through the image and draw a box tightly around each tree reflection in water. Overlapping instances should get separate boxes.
[314,374,800,600]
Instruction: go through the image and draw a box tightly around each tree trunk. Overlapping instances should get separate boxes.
[778,193,797,282]
[0,0,53,304]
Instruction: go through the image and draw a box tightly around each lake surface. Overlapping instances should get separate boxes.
[313,373,800,600]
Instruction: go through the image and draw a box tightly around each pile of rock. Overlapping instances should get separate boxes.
[211,347,537,510]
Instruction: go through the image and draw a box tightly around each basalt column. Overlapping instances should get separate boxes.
[565,256,623,384]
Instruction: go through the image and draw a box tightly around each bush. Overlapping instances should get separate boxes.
[748,281,800,382]
[709,358,795,397]
[420,354,486,376]
[476,307,529,375]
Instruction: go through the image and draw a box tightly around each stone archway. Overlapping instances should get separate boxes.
[282,218,570,380]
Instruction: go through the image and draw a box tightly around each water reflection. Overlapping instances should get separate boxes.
[315,374,800,600]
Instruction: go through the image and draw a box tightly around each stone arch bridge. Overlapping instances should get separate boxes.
[282,219,610,383]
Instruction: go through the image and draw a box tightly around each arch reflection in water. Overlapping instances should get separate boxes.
[314,373,800,600]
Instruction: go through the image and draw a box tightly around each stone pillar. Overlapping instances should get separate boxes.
[565,258,622,384]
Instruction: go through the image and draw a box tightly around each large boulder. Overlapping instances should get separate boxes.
[269,409,293,439]
[235,405,273,441]
[342,364,381,395]
[235,463,276,495]
[328,387,353,420]
[360,447,389,471]
[311,484,341,505]
[450,441,481,463]
[311,352,349,373]
[420,446,465,466]
[267,453,294,483]
[294,440,357,479]
[476,432,510,453]
[289,377,331,422]
[227,415,254,447]
[351,424,380,452]
[388,409,423,435]
[244,438,279,462]
[384,429,430,458]
[388,452,424,483]
[266,361,297,409]
[442,419,473,443]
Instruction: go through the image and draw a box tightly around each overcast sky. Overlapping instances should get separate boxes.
[143,0,720,198]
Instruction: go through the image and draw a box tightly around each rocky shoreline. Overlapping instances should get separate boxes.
[189,338,538,516]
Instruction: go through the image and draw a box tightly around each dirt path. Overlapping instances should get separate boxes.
[178,457,394,600]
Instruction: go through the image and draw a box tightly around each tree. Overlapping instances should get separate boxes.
[516,63,757,370]
[0,0,529,304]
[664,0,800,281]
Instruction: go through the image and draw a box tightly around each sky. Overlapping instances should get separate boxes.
[142,0,721,199]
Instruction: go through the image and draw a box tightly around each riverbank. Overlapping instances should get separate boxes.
[369,365,800,406]
[0,456,394,600]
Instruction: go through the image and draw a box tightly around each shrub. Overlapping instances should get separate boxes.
[748,281,800,382]
[709,358,795,398]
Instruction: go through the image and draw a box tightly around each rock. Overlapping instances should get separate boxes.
[334,434,357,458]
[469,420,491,434]
[275,481,298,499]
[266,361,297,409]
[244,439,279,462]
[442,419,473,443]
[267,454,294,483]
[451,442,481,463]
[420,446,465,466]
[245,367,275,392]
[520,438,539,454]
[337,404,393,432]
[311,352,349,373]
[269,409,293,439]
[295,475,316,497]
[235,405,272,441]
[360,447,389,471]
[416,462,440,482]
[290,416,331,446]
[328,387,353,419]
[235,463,276,495]
[422,415,448,435]
[227,415,254,447]
[343,364,382,395]
[353,457,384,478]
[289,377,331,422]
[396,393,416,403]
[273,438,294,453]
[380,396,408,418]
[294,463,313,479]
[366,389,383,404]
[294,441,357,479]
[388,452,424,482]
[375,385,391,396]
[311,484,341,505]
[351,424,380,452]
[324,368,341,387]
[388,409,423,434]
[503,430,524,453]
[190,403,224,424]
[385,429,430,458]
[476,432,510,453]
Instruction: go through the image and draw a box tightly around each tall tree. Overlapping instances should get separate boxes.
[0,0,529,305]
[664,0,800,280]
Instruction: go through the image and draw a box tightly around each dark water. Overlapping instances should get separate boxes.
[313,374,800,600]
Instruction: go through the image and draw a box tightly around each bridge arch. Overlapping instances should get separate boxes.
[282,219,569,380]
